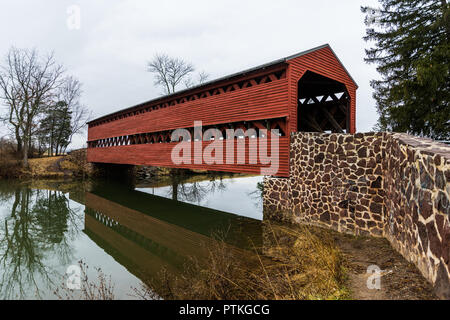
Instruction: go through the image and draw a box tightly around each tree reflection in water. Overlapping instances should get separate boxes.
[168,173,228,204]
[247,181,264,209]
[0,183,82,299]
[0,174,263,299]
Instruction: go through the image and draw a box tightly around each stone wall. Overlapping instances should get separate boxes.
[263,132,450,298]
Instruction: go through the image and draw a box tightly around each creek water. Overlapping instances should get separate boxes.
[0,174,263,299]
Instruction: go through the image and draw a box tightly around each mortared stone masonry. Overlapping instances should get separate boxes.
[263,132,450,299]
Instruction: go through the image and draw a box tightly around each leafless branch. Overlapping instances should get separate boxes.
[58,76,92,151]
[0,47,65,166]
[147,53,195,94]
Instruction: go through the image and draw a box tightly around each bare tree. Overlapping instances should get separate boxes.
[0,47,64,166]
[184,71,210,89]
[198,71,209,85]
[147,53,195,94]
[56,76,91,153]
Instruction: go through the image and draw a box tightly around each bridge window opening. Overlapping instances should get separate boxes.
[87,117,288,149]
[297,71,350,133]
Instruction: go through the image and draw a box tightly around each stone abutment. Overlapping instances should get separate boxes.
[263,132,450,299]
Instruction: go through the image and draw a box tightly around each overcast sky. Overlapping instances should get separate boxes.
[0,0,380,149]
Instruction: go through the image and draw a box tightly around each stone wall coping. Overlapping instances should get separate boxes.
[392,133,450,162]
[290,131,450,163]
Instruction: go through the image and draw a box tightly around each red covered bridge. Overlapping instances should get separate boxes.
[87,44,357,177]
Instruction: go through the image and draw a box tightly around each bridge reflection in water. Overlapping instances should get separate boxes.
[83,182,263,289]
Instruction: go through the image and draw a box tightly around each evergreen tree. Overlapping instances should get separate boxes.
[39,101,72,156]
[362,0,450,140]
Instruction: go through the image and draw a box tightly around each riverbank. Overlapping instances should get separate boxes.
[0,149,235,181]
[55,220,437,300]
[147,223,436,300]
[0,149,92,179]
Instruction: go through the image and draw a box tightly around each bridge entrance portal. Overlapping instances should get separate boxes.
[297,71,350,133]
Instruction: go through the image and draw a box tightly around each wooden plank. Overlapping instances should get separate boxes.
[87,137,290,177]
[88,80,290,141]
[304,115,324,132]
[322,107,344,133]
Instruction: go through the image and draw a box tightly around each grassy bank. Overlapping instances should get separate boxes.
[0,149,92,179]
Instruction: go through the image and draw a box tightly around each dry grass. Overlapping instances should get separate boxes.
[59,159,79,171]
[65,149,94,178]
[135,223,349,300]
[0,158,22,178]
[0,150,92,179]
[0,150,65,179]
[54,260,115,300]
[26,156,65,178]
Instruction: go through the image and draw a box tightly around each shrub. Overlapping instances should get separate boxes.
[0,158,22,178]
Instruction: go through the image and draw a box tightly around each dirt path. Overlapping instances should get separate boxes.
[332,233,437,300]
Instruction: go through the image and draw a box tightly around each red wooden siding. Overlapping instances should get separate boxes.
[88,79,289,141]
[87,44,357,177]
[285,46,357,133]
[88,66,288,141]
[87,137,290,177]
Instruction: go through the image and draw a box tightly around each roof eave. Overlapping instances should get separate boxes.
[285,43,358,89]
[88,44,358,125]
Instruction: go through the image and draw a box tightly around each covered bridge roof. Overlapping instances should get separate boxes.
[88,43,357,125]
